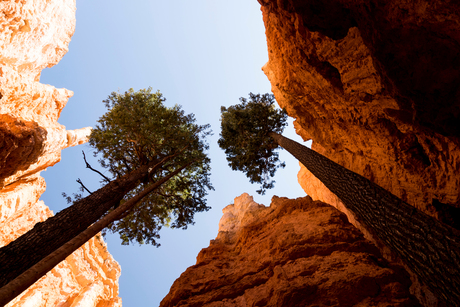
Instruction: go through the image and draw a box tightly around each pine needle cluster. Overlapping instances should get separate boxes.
[218,93,287,194]
[89,88,213,245]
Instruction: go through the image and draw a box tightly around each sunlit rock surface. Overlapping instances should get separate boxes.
[260,0,460,218]
[161,194,419,306]
[0,0,92,187]
[259,1,460,304]
[0,0,120,305]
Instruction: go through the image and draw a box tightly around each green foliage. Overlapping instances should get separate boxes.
[218,93,287,195]
[89,88,213,246]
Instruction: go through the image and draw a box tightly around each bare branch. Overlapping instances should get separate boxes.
[121,158,133,173]
[76,178,92,194]
[82,151,111,183]
[110,164,123,179]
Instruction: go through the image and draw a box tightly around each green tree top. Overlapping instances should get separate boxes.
[218,93,287,194]
[217,94,460,305]
[89,88,213,245]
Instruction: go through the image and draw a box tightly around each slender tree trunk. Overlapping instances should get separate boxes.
[269,132,460,305]
[0,163,190,306]
[0,162,154,289]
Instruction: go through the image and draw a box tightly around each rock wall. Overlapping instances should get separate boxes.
[260,0,460,219]
[0,0,121,306]
[259,0,460,304]
[161,194,420,306]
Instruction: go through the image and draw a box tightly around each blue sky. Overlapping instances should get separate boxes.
[39,1,306,305]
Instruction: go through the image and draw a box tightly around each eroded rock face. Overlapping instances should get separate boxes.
[260,0,460,219]
[161,194,419,307]
[259,0,460,304]
[0,0,92,187]
[0,114,46,185]
[0,0,120,305]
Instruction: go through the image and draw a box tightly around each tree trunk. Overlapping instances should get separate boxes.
[0,162,153,289]
[0,163,190,306]
[269,132,460,305]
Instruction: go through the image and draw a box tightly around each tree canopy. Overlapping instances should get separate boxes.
[89,88,213,245]
[217,93,460,305]
[218,93,287,194]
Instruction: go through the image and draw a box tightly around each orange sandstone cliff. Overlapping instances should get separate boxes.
[162,1,460,306]
[260,0,460,225]
[0,0,121,305]
[259,0,460,304]
[161,194,420,306]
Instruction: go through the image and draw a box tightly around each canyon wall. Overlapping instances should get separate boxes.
[163,1,460,306]
[257,0,460,304]
[161,194,420,306]
[0,0,121,306]
[260,0,460,221]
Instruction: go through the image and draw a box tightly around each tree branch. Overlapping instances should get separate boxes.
[154,191,174,198]
[121,157,133,173]
[0,158,198,306]
[114,207,132,220]
[110,164,123,179]
[147,145,190,179]
[115,158,196,220]
[76,178,92,194]
[82,151,111,183]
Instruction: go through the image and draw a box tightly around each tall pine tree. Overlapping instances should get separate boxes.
[0,88,213,304]
[218,93,460,305]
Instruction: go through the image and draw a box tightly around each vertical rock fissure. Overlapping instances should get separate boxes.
[269,132,460,305]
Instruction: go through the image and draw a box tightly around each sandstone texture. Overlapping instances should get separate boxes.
[0,0,121,305]
[259,1,460,304]
[161,194,420,307]
[260,0,460,220]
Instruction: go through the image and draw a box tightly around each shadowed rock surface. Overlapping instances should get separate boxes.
[259,1,460,304]
[260,0,460,220]
[164,1,460,305]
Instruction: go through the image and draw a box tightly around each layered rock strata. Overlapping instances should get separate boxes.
[259,0,460,304]
[0,0,121,305]
[161,194,420,307]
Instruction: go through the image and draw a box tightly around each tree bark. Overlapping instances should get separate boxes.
[0,163,190,306]
[0,162,154,289]
[269,132,460,305]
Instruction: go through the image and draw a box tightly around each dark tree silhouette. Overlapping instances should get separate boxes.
[218,93,460,305]
[0,88,213,305]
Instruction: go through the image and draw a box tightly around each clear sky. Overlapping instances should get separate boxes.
[39,1,307,306]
